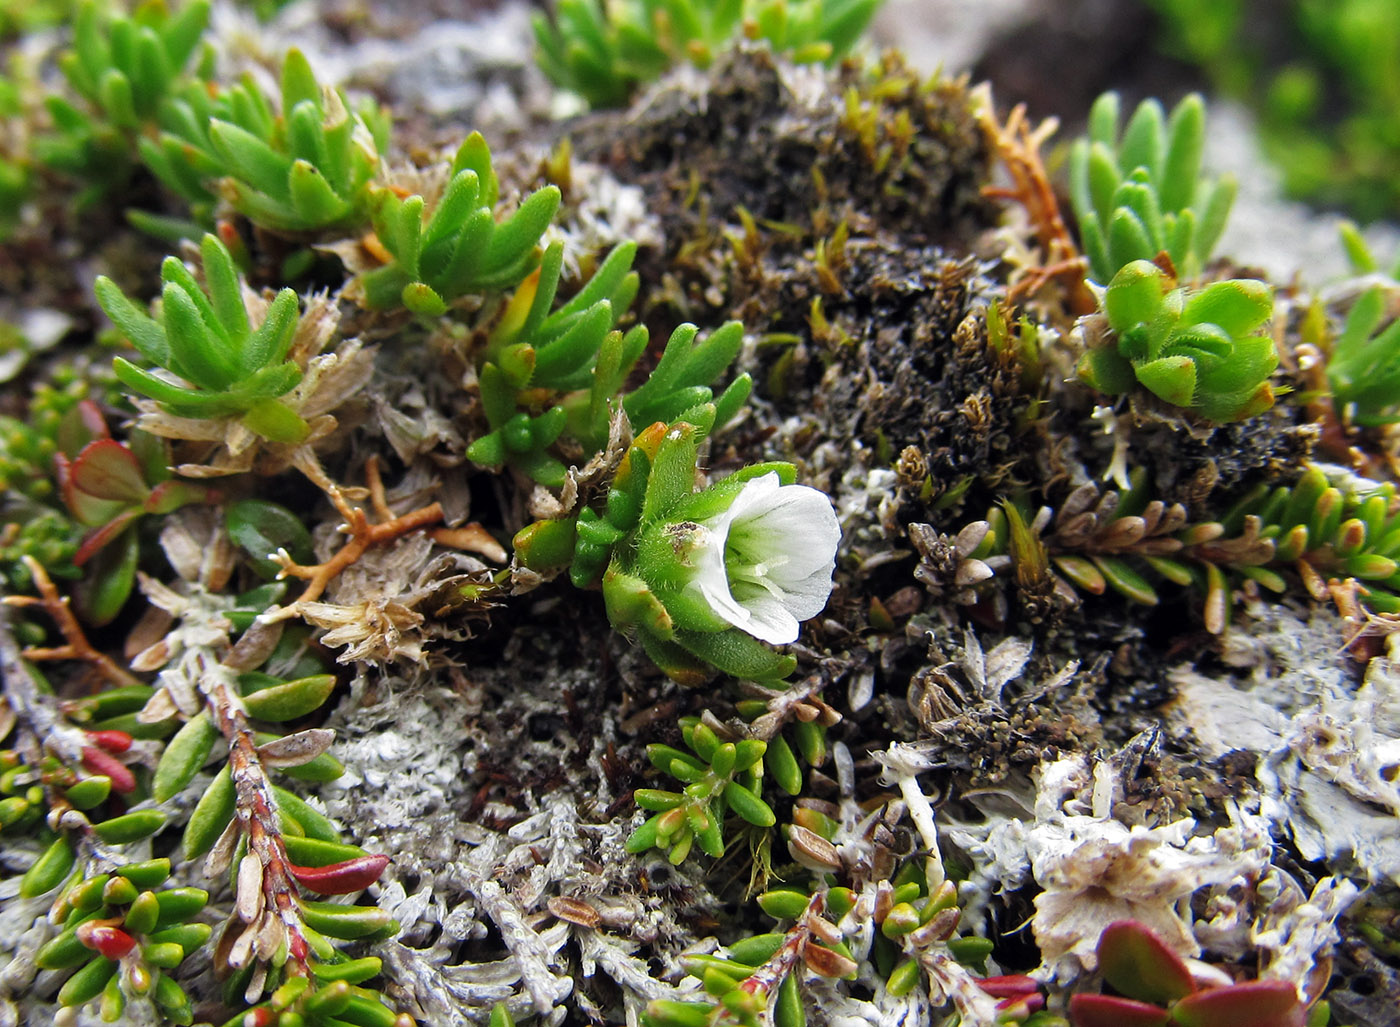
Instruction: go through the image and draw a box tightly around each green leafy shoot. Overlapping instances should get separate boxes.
[1069,91,1236,284]
[141,48,388,233]
[1338,219,1400,280]
[465,227,748,485]
[627,717,772,865]
[1327,287,1400,427]
[35,0,211,198]
[37,861,208,1024]
[57,0,210,129]
[356,133,560,314]
[97,233,310,442]
[533,0,883,108]
[1078,259,1276,421]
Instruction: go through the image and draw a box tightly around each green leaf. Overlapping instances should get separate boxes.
[76,528,139,626]
[1181,279,1272,337]
[183,765,234,859]
[1077,347,1137,396]
[20,836,75,897]
[723,780,775,827]
[153,712,218,801]
[162,281,238,389]
[152,887,210,929]
[674,628,796,681]
[93,808,167,844]
[483,185,561,273]
[58,956,117,1008]
[764,734,803,796]
[603,566,674,639]
[1092,556,1159,605]
[1118,97,1164,178]
[640,420,701,522]
[273,785,339,842]
[280,48,320,111]
[1133,355,1196,408]
[96,276,169,365]
[1159,93,1205,213]
[533,299,614,383]
[242,674,337,721]
[240,397,310,444]
[298,899,397,940]
[1196,174,1236,263]
[280,834,367,867]
[226,498,314,578]
[1104,260,1166,333]
[451,132,498,207]
[208,120,293,199]
[1107,207,1157,274]
[201,233,251,343]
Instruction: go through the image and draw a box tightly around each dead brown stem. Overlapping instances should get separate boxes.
[274,456,445,608]
[2,556,143,689]
[979,100,1097,316]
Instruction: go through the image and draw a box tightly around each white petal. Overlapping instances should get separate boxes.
[687,473,840,644]
[697,577,753,633]
[728,591,800,645]
[767,563,837,622]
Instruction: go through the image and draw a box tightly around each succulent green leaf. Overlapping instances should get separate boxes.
[183,765,234,859]
[153,712,218,801]
[1132,355,1196,408]
[241,674,337,721]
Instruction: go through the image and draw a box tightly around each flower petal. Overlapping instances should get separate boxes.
[679,474,839,644]
[726,589,801,644]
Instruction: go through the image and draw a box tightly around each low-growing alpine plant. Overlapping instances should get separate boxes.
[141,47,388,234]
[1078,259,1277,421]
[96,232,311,443]
[356,133,560,314]
[1069,91,1235,285]
[533,0,884,108]
[516,414,839,683]
[0,2,1384,1024]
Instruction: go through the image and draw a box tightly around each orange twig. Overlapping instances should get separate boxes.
[979,99,1097,316]
[1,557,143,689]
[274,456,444,609]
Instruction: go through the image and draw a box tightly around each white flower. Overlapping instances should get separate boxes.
[685,473,840,645]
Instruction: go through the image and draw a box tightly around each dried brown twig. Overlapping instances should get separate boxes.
[976,92,1097,316]
[272,456,446,611]
[2,556,143,689]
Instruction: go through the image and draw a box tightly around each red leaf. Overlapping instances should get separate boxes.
[1068,994,1171,1027]
[73,509,140,566]
[1098,919,1196,1006]
[84,729,133,754]
[978,974,1040,999]
[57,450,129,528]
[1173,981,1305,1027]
[287,854,390,895]
[78,923,136,961]
[56,399,110,458]
[80,746,136,794]
[70,439,150,504]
